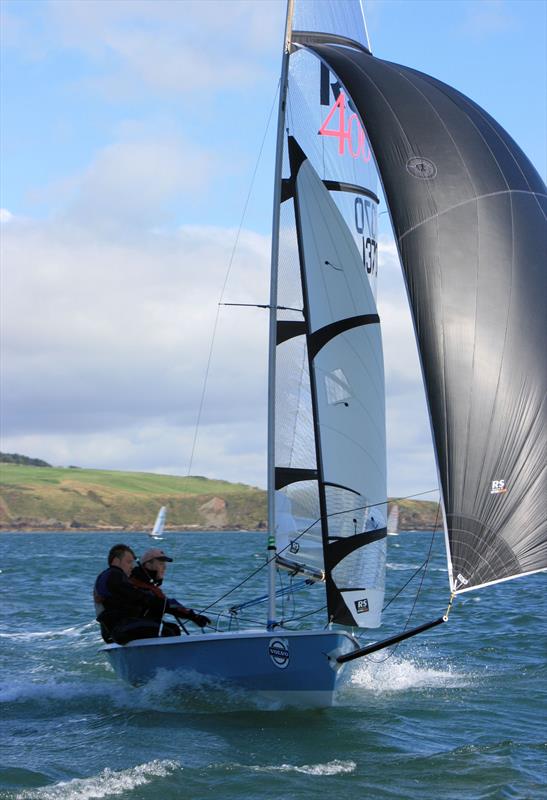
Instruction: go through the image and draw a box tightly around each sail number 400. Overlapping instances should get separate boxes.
[319,91,372,162]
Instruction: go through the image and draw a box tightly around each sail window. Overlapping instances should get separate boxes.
[325,368,352,406]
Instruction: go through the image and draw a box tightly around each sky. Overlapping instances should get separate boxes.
[1,0,545,499]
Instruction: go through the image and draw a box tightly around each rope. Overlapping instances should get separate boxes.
[382,558,433,612]
[443,591,456,622]
[186,81,280,477]
[365,501,443,663]
[202,488,440,614]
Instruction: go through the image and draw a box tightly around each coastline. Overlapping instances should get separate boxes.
[0,525,261,534]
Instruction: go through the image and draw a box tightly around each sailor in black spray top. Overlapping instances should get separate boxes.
[93,543,172,644]
[94,544,211,644]
[130,547,210,630]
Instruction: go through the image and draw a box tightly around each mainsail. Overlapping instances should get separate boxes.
[300,42,547,594]
[270,2,387,628]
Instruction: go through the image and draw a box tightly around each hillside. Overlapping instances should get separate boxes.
[0,464,267,531]
[0,463,440,532]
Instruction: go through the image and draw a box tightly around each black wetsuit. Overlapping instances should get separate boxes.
[93,565,180,644]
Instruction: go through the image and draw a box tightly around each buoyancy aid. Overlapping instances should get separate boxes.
[129,575,166,599]
[129,565,195,620]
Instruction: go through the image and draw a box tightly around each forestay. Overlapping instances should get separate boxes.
[303,42,547,594]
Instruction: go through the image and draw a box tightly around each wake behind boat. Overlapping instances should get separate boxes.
[100,0,547,707]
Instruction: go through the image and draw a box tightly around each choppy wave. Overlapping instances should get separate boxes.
[1,531,544,800]
[246,760,356,776]
[0,623,96,641]
[0,668,282,713]
[0,677,128,706]
[386,562,421,571]
[11,760,180,800]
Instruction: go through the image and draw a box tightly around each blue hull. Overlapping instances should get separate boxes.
[102,629,358,707]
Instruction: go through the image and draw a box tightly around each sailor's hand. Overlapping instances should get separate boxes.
[192,613,210,628]
[170,605,196,621]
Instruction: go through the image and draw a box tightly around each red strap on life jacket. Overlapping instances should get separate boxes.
[129,576,166,599]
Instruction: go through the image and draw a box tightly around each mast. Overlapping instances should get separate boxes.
[267,0,295,629]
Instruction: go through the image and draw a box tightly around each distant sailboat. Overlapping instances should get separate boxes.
[101,0,546,706]
[148,506,166,540]
[387,505,399,537]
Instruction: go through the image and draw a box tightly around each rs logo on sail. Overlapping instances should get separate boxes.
[354,598,369,613]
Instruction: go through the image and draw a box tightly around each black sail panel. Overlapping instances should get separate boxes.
[306,43,547,593]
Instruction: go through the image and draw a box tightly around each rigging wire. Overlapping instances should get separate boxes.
[186,80,281,477]
[201,487,440,614]
[365,502,442,663]
[282,603,327,626]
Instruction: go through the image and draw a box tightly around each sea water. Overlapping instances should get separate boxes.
[0,531,545,800]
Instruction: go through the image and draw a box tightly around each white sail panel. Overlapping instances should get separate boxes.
[284,46,379,297]
[293,0,370,51]
[274,197,324,572]
[293,146,387,628]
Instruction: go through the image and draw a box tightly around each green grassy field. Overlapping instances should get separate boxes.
[0,463,439,532]
[0,464,267,531]
[0,465,253,494]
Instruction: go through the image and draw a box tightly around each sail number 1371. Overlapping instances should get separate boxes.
[355,196,378,276]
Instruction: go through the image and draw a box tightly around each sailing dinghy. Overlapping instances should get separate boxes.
[101,0,547,706]
[387,505,399,537]
[148,506,166,540]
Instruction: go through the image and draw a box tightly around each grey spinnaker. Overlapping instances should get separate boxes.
[303,42,547,593]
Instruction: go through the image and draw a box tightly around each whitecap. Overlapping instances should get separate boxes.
[247,760,356,776]
[0,622,96,641]
[13,760,180,800]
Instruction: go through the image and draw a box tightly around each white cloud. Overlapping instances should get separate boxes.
[1,216,436,495]
[461,0,515,38]
[1,214,270,482]
[4,0,285,99]
[1,419,267,488]
[0,209,14,223]
[1,208,436,496]
[63,133,216,233]
[377,235,437,499]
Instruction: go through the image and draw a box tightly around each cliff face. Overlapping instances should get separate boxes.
[393,500,441,532]
[0,464,439,532]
